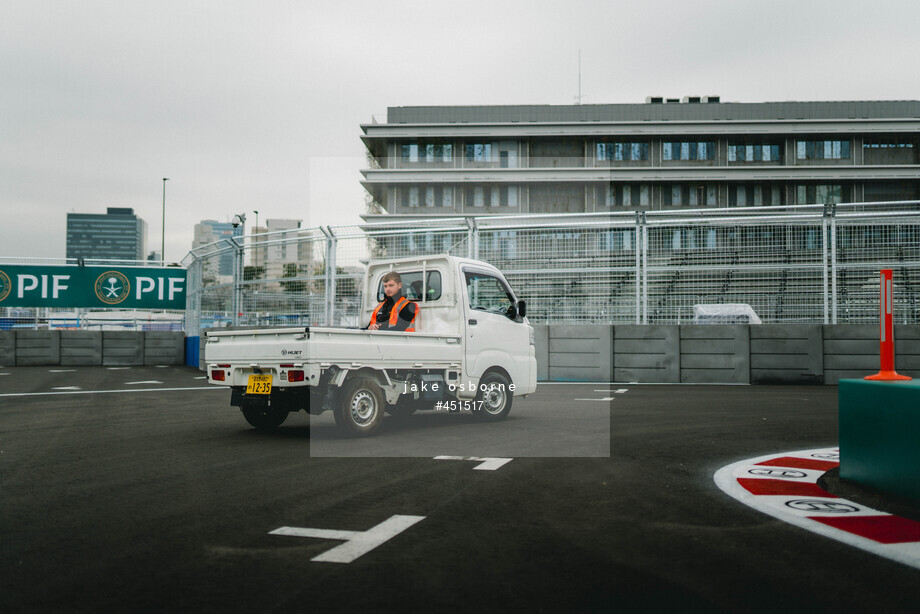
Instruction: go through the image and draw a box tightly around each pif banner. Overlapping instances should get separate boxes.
[0,265,187,309]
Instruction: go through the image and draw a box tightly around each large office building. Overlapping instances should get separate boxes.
[66,208,147,261]
[360,99,920,218]
[192,220,243,278]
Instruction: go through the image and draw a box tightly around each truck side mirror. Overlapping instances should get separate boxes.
[517,300,526,318]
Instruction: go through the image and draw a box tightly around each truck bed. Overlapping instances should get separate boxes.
[205,326,463,372]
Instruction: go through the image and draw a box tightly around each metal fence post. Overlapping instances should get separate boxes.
[822,204,831,324]
[230,237,244,327]
[640,211,648,324]
[321,226,337,326]
[829,204,838,324]
[634,211,642,324]
[466,218,479,260]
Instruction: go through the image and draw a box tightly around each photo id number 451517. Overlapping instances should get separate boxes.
[435,400,484,412]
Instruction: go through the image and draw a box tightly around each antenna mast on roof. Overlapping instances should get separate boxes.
[574,49,583,105]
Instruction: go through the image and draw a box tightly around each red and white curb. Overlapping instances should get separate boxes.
[714,447,920,570]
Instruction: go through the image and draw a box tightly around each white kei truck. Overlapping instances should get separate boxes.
[205,255,538,436]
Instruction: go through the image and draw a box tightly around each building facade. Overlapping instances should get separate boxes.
[192,220,243,278]
[360,99,920,219]
[250,219,312,284]
[66,207,147,261]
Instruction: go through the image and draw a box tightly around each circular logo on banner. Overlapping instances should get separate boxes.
[94,271,131,305]
[0,269,11,302]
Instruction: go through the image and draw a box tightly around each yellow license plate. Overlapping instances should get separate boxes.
[246,374,272,395]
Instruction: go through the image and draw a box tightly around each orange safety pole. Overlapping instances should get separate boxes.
[865,269,911,381]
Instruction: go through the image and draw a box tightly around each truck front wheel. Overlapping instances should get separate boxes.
[474,372,513,421]
[335,375,384,436]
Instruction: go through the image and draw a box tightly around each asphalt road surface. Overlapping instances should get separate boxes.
[1,366,918,613]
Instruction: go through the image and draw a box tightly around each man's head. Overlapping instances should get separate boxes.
[381,271,402,299]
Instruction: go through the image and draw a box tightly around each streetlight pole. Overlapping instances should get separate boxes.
[252,210,259,267]
[161,178,170,264]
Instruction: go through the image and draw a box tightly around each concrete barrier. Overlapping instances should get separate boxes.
[144,331,185,365]
[532,325,549,381]
[61,331,102,366]
[823,325,878,384]
[16,330,61,366]
[750,325,824,384]
[680,325,750,384]
[103,331,145,366]
[893,325,920,379]
[199,335,207,371]
[548,325,612,381]
[614,325,679,383]
[0,331,14,366]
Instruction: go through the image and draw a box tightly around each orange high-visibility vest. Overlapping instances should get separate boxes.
[370,296,418,331]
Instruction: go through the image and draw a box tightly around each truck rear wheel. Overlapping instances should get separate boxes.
[240,405,289,430]
[474,372,513,421]
[335,375,384,436]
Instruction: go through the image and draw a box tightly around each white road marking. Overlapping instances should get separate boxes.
[124,380,163,385]
[155,365,170,368]
[0,373,10,376]
[52,386,81,391]
[0,386,224,398]
[107,367,132,370]
[194,376,208,380]
[271,515,425,564]
[575,397,614,401]
[594,389,629,393]
[48,369,76,373]
[434,456,513,471]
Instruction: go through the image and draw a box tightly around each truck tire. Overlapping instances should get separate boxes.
[335,375,385,436]
[240,405,289,430]
[474,372,513,421]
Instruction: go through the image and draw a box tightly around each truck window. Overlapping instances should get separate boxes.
[376,271,442,302]
[465,271,515,318]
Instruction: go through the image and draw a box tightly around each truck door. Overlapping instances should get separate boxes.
[462,269,527,381]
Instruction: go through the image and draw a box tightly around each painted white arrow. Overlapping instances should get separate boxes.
[433,456,513,471]
[271,515,425,563]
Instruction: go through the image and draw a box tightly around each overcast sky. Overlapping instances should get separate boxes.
[2,0,918,262]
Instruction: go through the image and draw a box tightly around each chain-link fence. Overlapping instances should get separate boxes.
[182,202,920,336]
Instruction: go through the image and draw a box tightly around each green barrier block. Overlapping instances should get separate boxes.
[839,378,920,504]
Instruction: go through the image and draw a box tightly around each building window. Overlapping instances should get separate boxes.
[730,184,783,206]
[401,185,454,208]
[465,143,493,162]
[662,141,715,161]
[863,140,914,149]
[597,142,648,161]
[663,183,718,206]
[795,184,844,204]
[728,143,782,162]
[464,185,518,208]
[604,183,649,206]
[402,142,452,163]
[795,140,850,160]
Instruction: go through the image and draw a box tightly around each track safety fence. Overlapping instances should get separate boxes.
[182,202,920,337]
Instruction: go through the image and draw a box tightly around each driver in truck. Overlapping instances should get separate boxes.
[366,271,419,332]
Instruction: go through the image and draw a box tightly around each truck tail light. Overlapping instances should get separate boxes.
[287,370,305,382]
[211,370,226,381]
